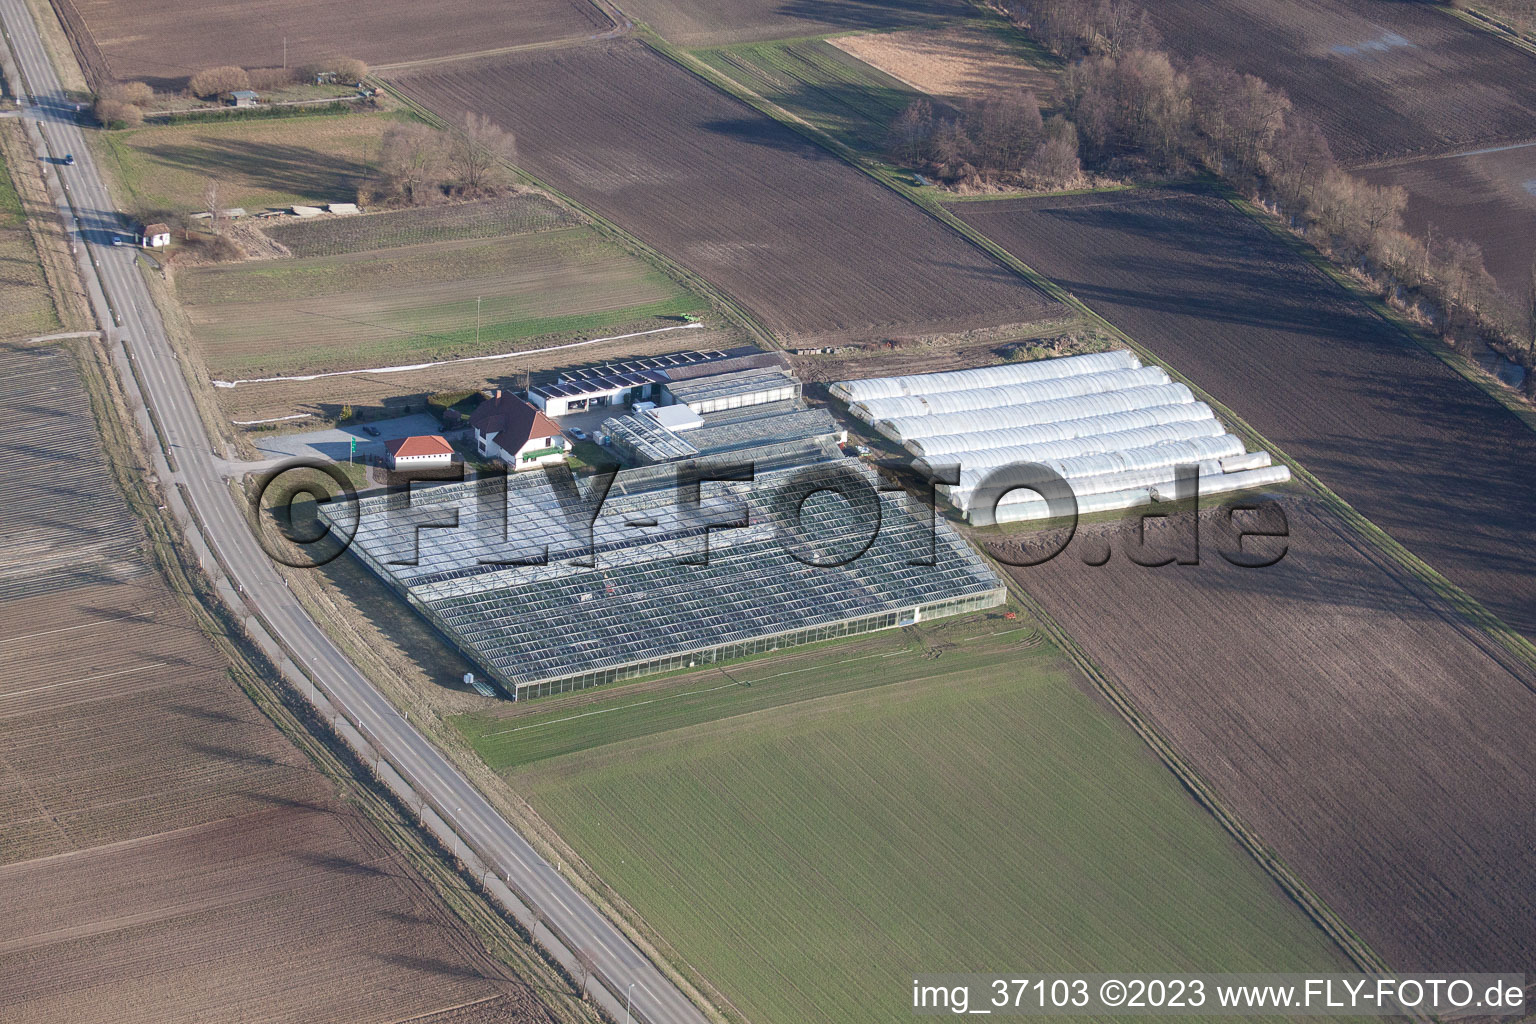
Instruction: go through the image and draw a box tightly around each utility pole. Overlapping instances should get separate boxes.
[282,37,288,70]
[476,295,482,347]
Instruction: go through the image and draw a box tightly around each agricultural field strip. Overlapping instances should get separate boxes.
[991,499,1536,973]
[50,0,611,89]
[953,188,1536,648]
[0,347,543,1021]
[632,32,1536,665]
[496,615,1353,1024]
[386,39,1061,342]
[177,226,704,377]
[1144,0,1536,164]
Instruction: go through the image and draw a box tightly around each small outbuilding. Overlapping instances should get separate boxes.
[141,223,171,248]
[384,434,456,471]
[470,391,568,471]
[228,90,258,107]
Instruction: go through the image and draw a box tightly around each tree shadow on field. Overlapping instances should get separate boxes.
[699,117,835,159]
[296,851,397,878]
[772,0,969,32]
[377,953,490,981]
[135,138,367,205]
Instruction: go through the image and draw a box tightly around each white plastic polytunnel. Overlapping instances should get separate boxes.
[1219,451,1272,473]
[829,349,1140,403]
[1151,465,1290,500]
[849,366,1168,423]
[987,487,1156,525]
[876,383,1196,443]
[906,402,1217,456]
[916,419,1226,477]
[944,435,1247,511]
[964,460,1231,520]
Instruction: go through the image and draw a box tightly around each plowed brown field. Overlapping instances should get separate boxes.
[1147,0,1536,162]
[52,0,611,89]
[610,0,969,46]
[992,499,1536,972]
[1358,142,1536,300]
[391,40,1061,343]
[0,343,553,1023]
[958,187,1536,640]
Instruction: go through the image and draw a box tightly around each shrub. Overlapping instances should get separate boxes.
[188,65,250,99]
[94,98,143,129]
[105,80,153,106]
[308,57,368,85]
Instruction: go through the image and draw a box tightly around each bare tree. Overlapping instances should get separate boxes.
[886,99,935,167]
[203,178,224,235]
[574,950,596,1000]
[379,123,445,205]
[448,112,515,194]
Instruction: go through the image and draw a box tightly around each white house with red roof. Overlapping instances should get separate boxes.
[469,391,568,471]
[383,434,456,471]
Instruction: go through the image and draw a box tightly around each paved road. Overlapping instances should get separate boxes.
[0,8,708,1024]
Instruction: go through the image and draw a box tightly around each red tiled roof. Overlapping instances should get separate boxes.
[469,392,561,450]
[385,434,454,458]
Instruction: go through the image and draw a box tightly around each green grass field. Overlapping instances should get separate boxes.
[0,139,61,340]
[457,613,1349,1024]
[693,38,919,153]
[98,109,408,212]
[177,226,705,376]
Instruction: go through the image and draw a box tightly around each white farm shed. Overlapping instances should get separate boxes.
[385,434,456,470]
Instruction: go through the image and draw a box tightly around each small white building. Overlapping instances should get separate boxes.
[141,223,171,248]
[529,370,664,418]
[470,391,568,471]
[384,434,455,471]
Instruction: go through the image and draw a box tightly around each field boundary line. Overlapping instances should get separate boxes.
[209,322,706,388]
[376,73,780,352]
[1220,190,1536,435]
[1443,3,1536,56]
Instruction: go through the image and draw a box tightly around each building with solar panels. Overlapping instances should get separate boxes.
[327,460,1005,699]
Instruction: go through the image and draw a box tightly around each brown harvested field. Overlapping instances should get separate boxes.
[957,186,1536,640]
[992,498,1536,972]
[1357,141,1536,299]
[0,343,554,1023]
[613,0,969,46]
[1146,0,1536,162]
[52,0,611,90]
[390,40,1061,343]
[828,22,1052,102]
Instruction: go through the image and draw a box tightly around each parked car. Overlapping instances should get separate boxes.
[363,426,381,437]
[567,427,589,442]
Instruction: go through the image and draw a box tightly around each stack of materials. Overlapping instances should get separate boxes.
[831,351,1290,525]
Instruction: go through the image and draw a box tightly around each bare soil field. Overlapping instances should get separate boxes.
[611,0,969,46]
[990,498,1536,972]
[1146,0,1536,162]
[828,22,1052,102]
[391,40,1061,343]
[1357,141,1536,299]
[51,0,611,90]
[0,343,554,1023]
[958,187,1536,639]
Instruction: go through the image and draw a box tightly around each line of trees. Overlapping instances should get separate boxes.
[986,0,1536,382]
[364,113,518,206]
[886,92,1082,189]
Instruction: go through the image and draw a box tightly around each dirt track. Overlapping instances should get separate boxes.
[960,187,1536,640]
[391,40,1062,344]
[0,343,553,1023]
[993,498,1536,972]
